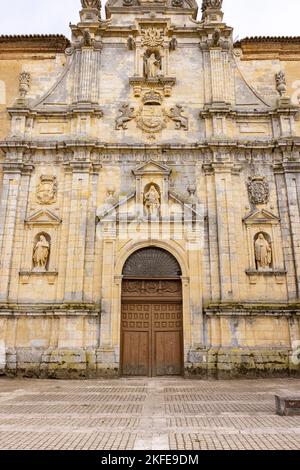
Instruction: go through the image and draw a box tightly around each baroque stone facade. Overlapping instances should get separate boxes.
[0,0,300,378]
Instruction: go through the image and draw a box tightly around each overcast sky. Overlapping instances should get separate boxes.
[0,0,299,41]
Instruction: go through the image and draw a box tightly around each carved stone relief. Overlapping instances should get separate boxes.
[115,95,189,135]
[122,280,182,297]
[275,71,287,97]
[81,0,101,8]
[36,176,57,205]
[165,105,188,130]
[172,0,183,6]
[136,92,167,133]
[247,176,269,205]
[128,20,176,97]
[202,0,223,11]
[116,105,137,130]
[19,72,31,99]
[141,28,164,48]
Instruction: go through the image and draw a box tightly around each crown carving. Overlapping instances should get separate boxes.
[142,91,163,105]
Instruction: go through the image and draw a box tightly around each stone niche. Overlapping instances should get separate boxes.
[133,159,171,218]
[19,209,61,285]
[243,208,286,284]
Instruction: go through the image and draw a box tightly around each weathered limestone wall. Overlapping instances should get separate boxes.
[0,4,300,378]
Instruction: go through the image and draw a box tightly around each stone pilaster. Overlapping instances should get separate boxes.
[211,161,240,302]
[64,160,93,302]
[275,161,300,299]
[0,162,33,302]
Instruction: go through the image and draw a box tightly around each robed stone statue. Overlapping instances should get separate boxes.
[255,233,272,270]
[33,235,50,271]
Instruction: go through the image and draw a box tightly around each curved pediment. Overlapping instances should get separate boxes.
[106,0,198,18]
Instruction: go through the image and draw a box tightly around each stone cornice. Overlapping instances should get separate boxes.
[0,302,99,316]
[0,35,70,54]
[234,36,300,60]
[205,302,300,316]
[0,138,300,153]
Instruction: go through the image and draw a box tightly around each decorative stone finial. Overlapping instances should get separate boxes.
[202,0,223,11]
[80,0,101,22]
[81,0,101,8]
[275,71,287,97]
[16,72,31,105]
[201,0,223,22]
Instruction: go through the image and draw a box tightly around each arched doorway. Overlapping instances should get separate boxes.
[120,247,183,377]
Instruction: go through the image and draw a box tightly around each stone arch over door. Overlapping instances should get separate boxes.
[120,247,184,377]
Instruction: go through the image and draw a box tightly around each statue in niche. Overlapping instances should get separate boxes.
[145,53,161,79]
[33,235,50,272]
[144,185,160,217]
[255,233,272,270]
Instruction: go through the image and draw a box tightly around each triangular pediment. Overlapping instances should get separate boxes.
[97,190,203,222]
[243,209,280,225]
[133,160,171,176]
[25,209,62,226]
[97,192,136,220]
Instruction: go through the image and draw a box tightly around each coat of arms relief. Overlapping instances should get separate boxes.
[247,176,269,205]
[116,92,188,134]
[36,175,57,205]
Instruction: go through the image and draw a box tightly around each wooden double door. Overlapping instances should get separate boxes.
[121,279,183,377]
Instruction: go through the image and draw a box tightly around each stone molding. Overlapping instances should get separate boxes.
[19,271,58,285]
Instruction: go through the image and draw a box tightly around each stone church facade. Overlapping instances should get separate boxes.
[0,0,300,378]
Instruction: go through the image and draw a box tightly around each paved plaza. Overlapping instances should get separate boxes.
[0,377,299,450]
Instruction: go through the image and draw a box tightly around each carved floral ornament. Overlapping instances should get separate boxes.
[141,28,164,48]
[247,176,269,205]
[122,280,182,296]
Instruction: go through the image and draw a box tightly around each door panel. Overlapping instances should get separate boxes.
[121,280,183,377]
[122,331,149,376]
[152,303,183,376]
[121,303,151,376]
[154,331,182,376]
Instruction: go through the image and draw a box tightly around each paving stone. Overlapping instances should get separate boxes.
[0,377,299,450]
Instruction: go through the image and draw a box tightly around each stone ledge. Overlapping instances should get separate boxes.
[19,271,58,285]
[246,269,287,285]
[205,302,300,317]
[0,303,100,317]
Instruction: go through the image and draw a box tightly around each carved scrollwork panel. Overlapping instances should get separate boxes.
[122,280,182,298]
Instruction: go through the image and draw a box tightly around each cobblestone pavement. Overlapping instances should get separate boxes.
[0,377,299,450]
